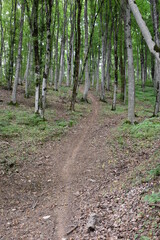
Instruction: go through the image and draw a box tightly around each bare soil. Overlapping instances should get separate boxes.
[0,87,160,240]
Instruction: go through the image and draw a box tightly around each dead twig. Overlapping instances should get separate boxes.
[66,225,78,236]
[149,203,160,208]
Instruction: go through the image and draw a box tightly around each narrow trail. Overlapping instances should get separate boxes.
[54,93,99,239]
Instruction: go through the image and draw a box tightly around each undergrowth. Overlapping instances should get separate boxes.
[0,86,89,172]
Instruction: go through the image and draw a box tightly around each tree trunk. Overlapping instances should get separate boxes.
[11,1,25,104]
[112,8,118,111]
[119,13,125,101]
[54,0,59,91]
[71,31,74,85]
[144,43,148,84]
[125,3,135,124]
[66,2,74,87]
[7,0,17,90]
[136,46,140,82]
[40,0,53,118]
[151,0,160,116]
[128,0,160,63]
[83,0,89,101]
[100,34,105,101]
[96,46,100,93]
[0,0,4,80]
[24,42,32,98]
[106,23,113,91]
[70,0,82,111]
[59,0,68,86]
[140,37,145,91]
[31,0,41,114]
[39,0,45,74]
[0,0,4,82]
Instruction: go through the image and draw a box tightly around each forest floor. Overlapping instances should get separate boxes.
[0,85,160,240]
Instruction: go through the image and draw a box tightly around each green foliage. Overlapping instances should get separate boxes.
[149,165,160,178]
[55,119,75,128]
[135,234,151,240]
[143,192,160,204]
[139,237,150,240]
[135,85,155,106]
[121,117,160,140]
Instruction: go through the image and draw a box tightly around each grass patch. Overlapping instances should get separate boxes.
[149,165,160,179]
[143,192,160,204]
[120,117,160,140]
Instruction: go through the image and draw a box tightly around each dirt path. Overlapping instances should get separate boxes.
[54,93,99,239]
[0,91,101,240]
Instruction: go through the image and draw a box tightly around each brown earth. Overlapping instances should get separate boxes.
[0,87,160,240]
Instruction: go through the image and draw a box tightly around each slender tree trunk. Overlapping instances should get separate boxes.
[106,24,113,91]
[66,2,74,87]
[140,37,145,91]
[96,46,100,93]
[24,42,32,98]
[100,34,105,101]
[39,0,45,73]
[40,0,53,118]
[0,0,4,82]
[125,3,135,124]
[151,0,160,116]
[70,0,82,111]
[3,43,7,80]
[144,43,148,83]
[71,31,74,85]
[59,0,68,86]
[31,0,41,114]
[66,27,70,87]
[100,8,109,102]
[54,0,59,91]
[83,0,89,101]
[112,8,118,111]
[119,13,125,101]
[136,46,140,81]
[7,0,17,90]
[49,49,54,86]
[11,1,25,104]
[123,13,127,104]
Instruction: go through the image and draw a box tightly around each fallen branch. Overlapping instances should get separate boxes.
[149,203,160,208]
[66,225,78,236]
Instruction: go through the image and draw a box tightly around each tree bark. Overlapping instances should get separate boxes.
[32,0,41,114]
[0,0,4,82]
[40,0,53,118]
[112,7,118,111]
[59,0,68,86]
[70,0,82,111]
[140,37,145,91]
[151,0,160,116]
[125,3,135,124]
[96,46,100,93]
[106,23,113,91]
[24,42,32,98]
[7,0,17,90]
[11,1,25,104]
[83,0,89,101]
[54,0,59,91]
[66,1,74,87]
